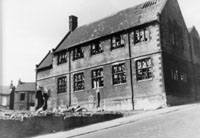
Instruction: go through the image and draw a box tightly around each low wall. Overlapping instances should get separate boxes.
[0,113,122,138]
[167,95,195,106]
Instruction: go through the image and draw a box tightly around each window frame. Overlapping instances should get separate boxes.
[136,58,153,81]
[91,41,103,56]
[57,51,67,65]
[20,93,25,101]
[170,61,188,83]
[72,47,84,60]
[74,72,84,92]
[168,19,184,50]
[57,76,67,94]
[91,68,104,89]
[111,34,125,50]
[112,63,127,85]
[193,37,200,56]
[134,27,149,44]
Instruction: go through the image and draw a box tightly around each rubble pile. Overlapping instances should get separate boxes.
[0,110,35,121]
[0,105,108,121]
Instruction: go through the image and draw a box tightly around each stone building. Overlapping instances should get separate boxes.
[188,27,200,100]
[14,80,36,110]
[0,81,15,110]
[36,0,200,111]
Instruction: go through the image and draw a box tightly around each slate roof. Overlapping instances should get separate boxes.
[0,86,11,95]
[15,82,36,92]
[55,0,167,52]
[188,26,200,37]
[36,51,53,71]
[188,27,193,33]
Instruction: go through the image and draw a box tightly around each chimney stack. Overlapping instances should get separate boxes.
[18,78,22,85]
[69,15,78,32]
[10,80,13,89]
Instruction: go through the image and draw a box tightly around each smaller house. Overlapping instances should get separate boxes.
[14,79,36,110]
[0,81,15,110]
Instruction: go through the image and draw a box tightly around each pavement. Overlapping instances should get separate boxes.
[33,103,200,138]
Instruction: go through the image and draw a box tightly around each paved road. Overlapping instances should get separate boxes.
[75,105,200,138]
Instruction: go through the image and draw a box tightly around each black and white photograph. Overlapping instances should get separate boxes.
[1,0,200,138]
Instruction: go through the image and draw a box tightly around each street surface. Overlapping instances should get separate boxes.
[75,104,200,138]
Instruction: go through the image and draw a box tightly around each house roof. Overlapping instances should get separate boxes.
[188,27,193,33]
[188,26,200,37]
[36,50,53,71]
[15,82,36,92]
[55,0,167,52]
[0,86,11,95]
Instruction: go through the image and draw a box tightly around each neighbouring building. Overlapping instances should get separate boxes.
[36,0,200,111]
[188,26,200,100]
[0,81,15,110]
[14,79,36,110]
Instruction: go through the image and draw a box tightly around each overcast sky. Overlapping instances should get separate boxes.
[1,0,200,86]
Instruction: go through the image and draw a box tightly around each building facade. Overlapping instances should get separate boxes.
[0,82,15,110]
[36,0,200,111]
[14,80,36,110]
[0,86,11,110]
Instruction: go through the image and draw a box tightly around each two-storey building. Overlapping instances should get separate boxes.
[36,0,200,111]
[14,80,36,110]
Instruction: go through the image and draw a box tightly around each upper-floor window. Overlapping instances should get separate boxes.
[20,93,25,101]
[111,34,125,50]
[57,76,67,94]
[91,41,103,55]
[136,58,152,81]
[74,72,84,91]
[73,47,84,60]
[168,20,183,49]
[112,63,126,85]
[134,28,149,44]
[92,68,104,88]
[193,37,200,56]
[57,51,67,65]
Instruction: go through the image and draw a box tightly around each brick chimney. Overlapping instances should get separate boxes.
[69,15,78,32]
[18,78,22,85]
[10,80,13,90]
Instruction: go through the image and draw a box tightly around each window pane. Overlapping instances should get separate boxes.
[136,58,152,81]
[57,76,67,93]
[74,73,84,91]
[112,64,126,85]
[91,68,104,88]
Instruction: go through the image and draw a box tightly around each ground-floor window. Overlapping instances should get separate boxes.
[112,63,126,85]
[92,68,104,88]
[57,76,67,94]
[171,61,188,82]
[20,93,25,101]
[136,58,152,81]
[74,72,84,91]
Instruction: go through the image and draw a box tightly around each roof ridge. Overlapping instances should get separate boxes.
[36,50,52,68]
[55,0,167,52]
[76,0,151,30]
[18,82,35,84]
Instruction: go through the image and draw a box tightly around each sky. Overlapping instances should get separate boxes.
[1,0,200,86]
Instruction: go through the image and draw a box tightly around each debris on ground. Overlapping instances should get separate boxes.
[0,105,114,121]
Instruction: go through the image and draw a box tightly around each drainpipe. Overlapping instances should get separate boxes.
[35,66,38,109]
[128,32,134,110]
[27,92,29,110]
[69,50,72,106]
